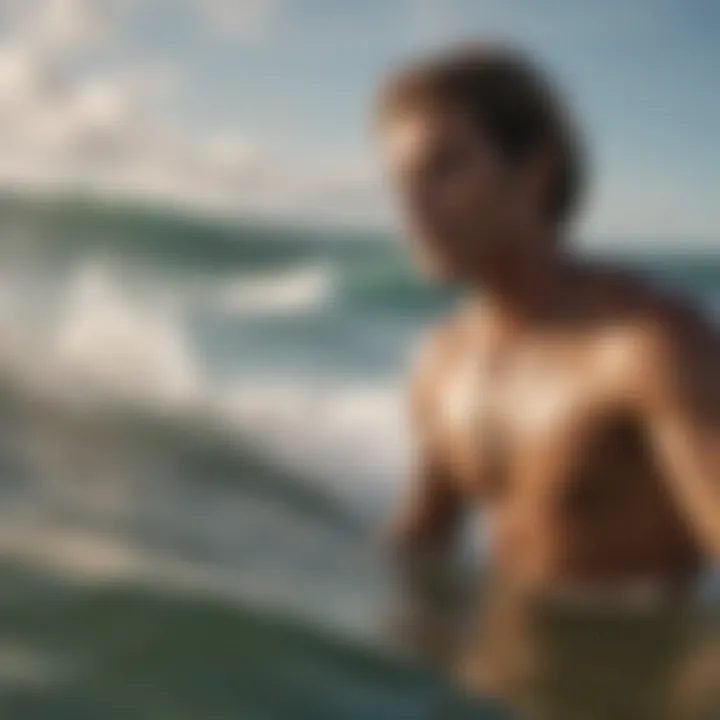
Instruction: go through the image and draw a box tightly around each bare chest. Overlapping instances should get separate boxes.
[433,346,617,495]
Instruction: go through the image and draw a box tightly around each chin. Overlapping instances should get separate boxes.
[416,253,466,282]
[411,239,461,280]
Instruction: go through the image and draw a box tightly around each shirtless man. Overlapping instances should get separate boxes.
[377,45,720,599]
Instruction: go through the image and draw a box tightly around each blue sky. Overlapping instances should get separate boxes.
[0,0,717,243]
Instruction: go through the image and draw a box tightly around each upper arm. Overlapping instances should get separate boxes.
[391,324,464,552]
[634,317,720,555]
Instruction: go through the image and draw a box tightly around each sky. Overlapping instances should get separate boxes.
[0,0,717,244]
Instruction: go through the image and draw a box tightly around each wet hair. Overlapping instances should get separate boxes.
[377,44,585,223]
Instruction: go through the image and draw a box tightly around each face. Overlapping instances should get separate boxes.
[381,106,549,281]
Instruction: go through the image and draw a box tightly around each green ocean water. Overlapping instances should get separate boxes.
[0,560,513,719]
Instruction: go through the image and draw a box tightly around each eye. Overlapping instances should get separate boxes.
[429,142,470,183]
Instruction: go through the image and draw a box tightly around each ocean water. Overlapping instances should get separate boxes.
[0,194,716,718]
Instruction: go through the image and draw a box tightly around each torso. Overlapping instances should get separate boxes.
[423,297,703,592]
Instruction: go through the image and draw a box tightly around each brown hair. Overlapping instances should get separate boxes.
[377,45,585,223]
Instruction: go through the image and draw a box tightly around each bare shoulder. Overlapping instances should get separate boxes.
[410,304,476,417]
[581,262,720,401]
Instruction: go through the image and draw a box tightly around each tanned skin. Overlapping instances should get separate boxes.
[381,95,720,598]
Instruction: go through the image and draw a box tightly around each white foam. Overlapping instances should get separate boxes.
[55,261,201,406]
[0,256,408,520]
[214,265,333,315]
[219,379,410,513]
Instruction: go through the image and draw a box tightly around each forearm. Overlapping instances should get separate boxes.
[386,481,470,665]
[654,422,720,557]
[389,463,463,556]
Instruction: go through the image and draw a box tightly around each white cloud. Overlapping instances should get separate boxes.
[0,0,384,225]
[193,0,282,41]
[30,0,106,50]
[0,0,283,49]
[0,35,380,224]
[0,0,138,54]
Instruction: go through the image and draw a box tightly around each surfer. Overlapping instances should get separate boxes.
[377,44,720,600]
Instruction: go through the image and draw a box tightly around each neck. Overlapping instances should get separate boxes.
[476,231,571,327]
